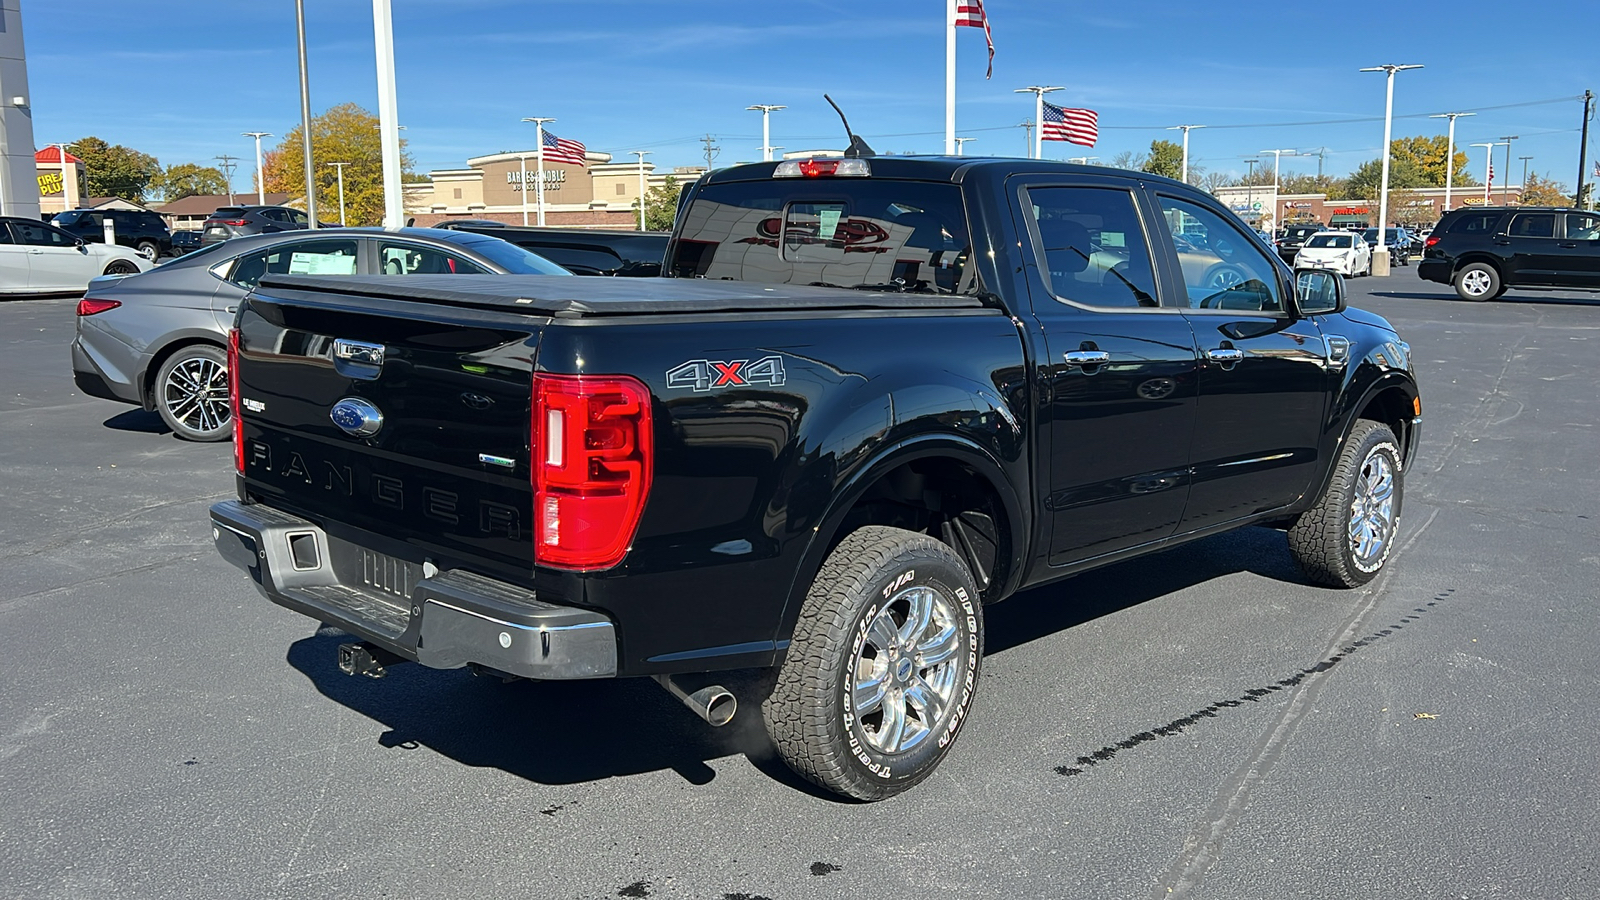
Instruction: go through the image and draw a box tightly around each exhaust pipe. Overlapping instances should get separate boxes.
[653,674,737,727]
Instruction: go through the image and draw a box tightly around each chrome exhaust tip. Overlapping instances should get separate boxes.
[653,674,737,727]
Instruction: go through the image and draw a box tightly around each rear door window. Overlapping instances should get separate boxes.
[1022,186,1160,309]
[668,179,976,294]
[226,238,360,289]
[1449,212,1502,235]
[1508,213,1555,238]
[376,240,488,275]
[11,222,78,247]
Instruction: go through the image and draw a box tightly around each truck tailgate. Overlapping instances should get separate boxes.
[234,290,543,576]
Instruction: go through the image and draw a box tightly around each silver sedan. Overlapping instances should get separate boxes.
[71,227,569,441]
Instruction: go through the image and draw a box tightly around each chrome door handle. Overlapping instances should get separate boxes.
[1206,348,1245,363]
[1064,350,1111,366]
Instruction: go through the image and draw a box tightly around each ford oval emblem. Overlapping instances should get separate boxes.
[330,397,383,437]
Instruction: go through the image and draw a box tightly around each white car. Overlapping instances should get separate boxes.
[0,216,151,294]
[1293,231,1371,277]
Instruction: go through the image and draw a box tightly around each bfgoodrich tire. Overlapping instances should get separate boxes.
[762,526,982,801]
[153,343,232,442]
[1287,420,1403,588]
[1453,262,1500,301]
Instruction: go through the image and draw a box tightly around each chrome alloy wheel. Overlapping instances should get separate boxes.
[163,356,230,435]
[1460,268,1494,297]
[850,584,966,755]
[1348,447,1397,570]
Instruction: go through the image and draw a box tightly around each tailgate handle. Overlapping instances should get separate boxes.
[333,339,385,366]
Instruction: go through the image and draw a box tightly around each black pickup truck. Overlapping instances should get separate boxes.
[211,156,1420,800]
[430,221,669,277]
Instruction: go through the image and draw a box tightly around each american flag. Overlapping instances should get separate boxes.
[1042,101,1098,147]
[541,130,588,167]
[955,1,993,79]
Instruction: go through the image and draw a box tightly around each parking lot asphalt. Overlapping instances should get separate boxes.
[2,269,1596,900]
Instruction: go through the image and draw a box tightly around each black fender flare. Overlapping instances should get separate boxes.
[1303,369,1418,509]
[769,431,1029,649]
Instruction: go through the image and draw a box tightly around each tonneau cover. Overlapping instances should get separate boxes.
[255,274,986,316]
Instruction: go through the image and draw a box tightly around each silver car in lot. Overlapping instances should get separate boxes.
[71,227,570,441]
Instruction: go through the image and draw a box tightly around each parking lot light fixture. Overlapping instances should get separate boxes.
[1259,148,1297,190]
[1360,63,1423,276]
[953,136,975,155]
[1168,125,1205,184]
[295,0,317,228]
[630,150,650,230]
[243,133,271,205]
[1429,112,1475,212]
[521,117,555,226]
[746,105,786,162]
[1014,86,1063,160]
[1471,142,1506,203]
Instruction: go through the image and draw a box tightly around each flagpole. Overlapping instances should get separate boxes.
[945,0,956,155]
[519,154,529,226]
[1035,92,1043,159]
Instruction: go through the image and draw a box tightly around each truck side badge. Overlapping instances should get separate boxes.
[666,355,787,392]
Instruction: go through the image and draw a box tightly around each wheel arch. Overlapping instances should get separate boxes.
[138,333,228,411]
[1303,371,1418,512]
[1451,252,1505,277]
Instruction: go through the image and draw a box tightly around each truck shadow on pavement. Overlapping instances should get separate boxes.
[284,526,1307,794]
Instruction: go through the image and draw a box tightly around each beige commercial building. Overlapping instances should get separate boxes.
[405,150,705,229]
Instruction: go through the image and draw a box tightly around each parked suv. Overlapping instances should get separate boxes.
[1419,207,1600,300]
[199,205,313,246]
[52,208,172,261]
[1359,227,1416,265]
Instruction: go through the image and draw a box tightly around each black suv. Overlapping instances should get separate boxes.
[1419,207,1600,300]
[1360,227,1416,266]
[1275,223,1326,263]
[52,208,172,261]
[199,205,313,246]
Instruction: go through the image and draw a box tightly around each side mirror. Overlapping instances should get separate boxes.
[1294,268,1345,316]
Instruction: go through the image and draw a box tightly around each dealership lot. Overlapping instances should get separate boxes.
[2,271,1596,899]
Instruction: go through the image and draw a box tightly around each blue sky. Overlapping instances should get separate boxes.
[24,1,1595,191]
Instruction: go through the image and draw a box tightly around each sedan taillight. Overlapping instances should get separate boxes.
[76,298,121,316]
[531,373,653,571]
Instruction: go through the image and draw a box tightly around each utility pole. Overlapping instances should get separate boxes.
[1519,156,1533,194]
[700,134,720,170]
[213,154,240,206]
[1576,90,1593,209]
[521,117,554,226]
[1168,124,1205,184]
[1500,135,1519,205]
[295,0,318,227]
[1360,63,1423,275]
[1428,112,1474,213]
[631,150,651,231]
[327,161,349,226]
[953,137,975,155]
[746,105,785,162]
[1018,119,1034,157]
[1014,86,1063,159]
[243,132,272,204]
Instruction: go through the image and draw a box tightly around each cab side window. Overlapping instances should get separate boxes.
[1508,213,1555,238]
[1025,186,1159,309]
[1155,196,1283,312]
[227,238,359,289]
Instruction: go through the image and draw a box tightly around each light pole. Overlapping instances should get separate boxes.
[327,162,349,226]
[1360,63,1423,276]
[372,0,404,227]
[1470,142,1506,203]
[243,132,272,204]
[746,105,785,162]
[1519,155,1533,197]
[1499,135,1519,204]
[1018,119,1034,157]
[1168,124,1205,184]
[631,150,651,230]
[953,137,975,155]
[295,0,318,227]
[521,117,555,226]
[1428,112,1474,213]
[1245,158,1258,227]
[1014,86,1063,160]
[1259,148,1297,190]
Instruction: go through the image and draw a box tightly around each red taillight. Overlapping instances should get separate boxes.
[229,328,243,474]
[531,373,653,571]
[215,219,249,227]
[1424,235,1440,248]
[76,298,120,316]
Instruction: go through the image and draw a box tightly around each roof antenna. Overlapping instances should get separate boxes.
[824,94,875,159]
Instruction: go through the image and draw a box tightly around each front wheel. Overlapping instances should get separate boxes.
[762,526,983,801]
[153,344,232,442]
[1287,420,1403,588]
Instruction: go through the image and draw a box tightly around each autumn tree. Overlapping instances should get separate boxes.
[1388,135,1478,187]
[635,176,679,232]
[150,163,229,201]
[1519,172,1572,206]
[1279,172,1345,196]
[1140,139,1184,180]
[262,103,413,226]
[1345,155,1427,202]
[65,136,161,201]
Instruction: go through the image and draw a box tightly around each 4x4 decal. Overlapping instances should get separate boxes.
[666,356,787,392]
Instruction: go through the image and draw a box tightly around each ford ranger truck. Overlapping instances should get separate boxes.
[211,157,1420,800]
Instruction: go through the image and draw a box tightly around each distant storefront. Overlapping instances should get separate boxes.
[1214,184,1525,229]
[405,150,707,229]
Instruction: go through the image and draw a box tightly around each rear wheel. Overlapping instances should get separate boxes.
[1453,262,1500,301]
[135,240,159,261]
[103,259,139,276]
[153,344,231,442]
[1287,420,1403,588]
[762,526,983,801]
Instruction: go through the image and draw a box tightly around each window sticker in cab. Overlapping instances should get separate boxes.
[665,356,787,392]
